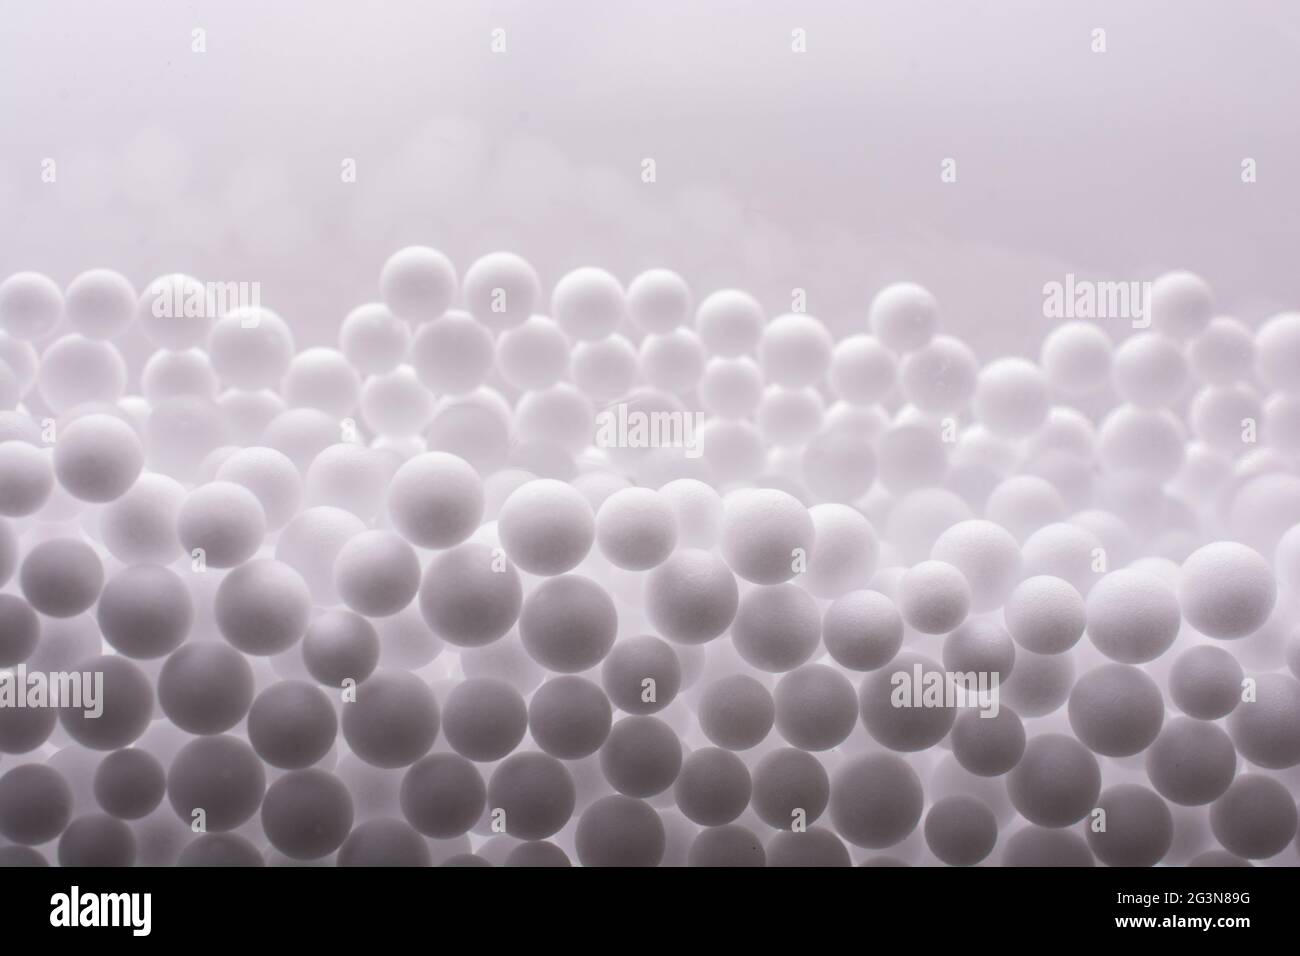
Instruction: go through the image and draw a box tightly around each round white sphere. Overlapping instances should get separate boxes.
[595,487,676,571]
[37,334,127,413]
[64,269,136,339]
[497,478,595,576]
[899,335,979,414]
[0,440,53,516]
[551,267,625,341]
[930,519,1022,612]
[379,246,457,322]
[177,481,267,568]
[1149,270,1214,339]
[0,272,63,340]
[52,412,143,503]
[136,274,214,350]
[694,289,763,356]
[972,358,1049,439]
[461,252,540,330]
[868,282,938,352]
[1039,321,1112,396]
[410,310,494,396]
[1187,316,1255,384]
[1112,333,1188,406]
[1178,541,1276,640]
[719,487,814,585]
[1086,568,1181,663]
[1256,312,1300,393]
[897,560,971,634]
[1004,575,1086,654]
[829,334,897,406]
[215,446,302,530]
[627,269,690,334]
[757,314,833,388]
[338,303,410,375]
[334,530,420,617]
[386,452,484,549]
[207,307,295,389]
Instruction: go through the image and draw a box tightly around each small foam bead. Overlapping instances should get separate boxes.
[658,478,722,549]
[342,670,440,769]
[497,478,593,575]
[800,503,878,598]
[93,749,165,820]
[64,268,135,339]
[627,268,690,334]
[552,267,625,341]
[766,827,851,867]
[258,407,337,471]
[601,635,681,715]
[214,558,312,656]
[177,481,266,568]
[207,307,295,389]
[757,313,833,387]
[247,680,338,770]
[399,753,485,838]
[719,487,814,585]
[859,651,956,751]
[418,541,522,647]
[301,609,380,688]
[899,335,979,414]
[931,519,1022,612]
[338,819,431,867]
[0,521,20,589]
[1226,672,1300,769]
[0,334,38,397]
[876,421,948,494]
[897,560,970,634]
[1149,270,1214,339]
[829,334,897,406]
[688,825,765,867]
[774,664,857,751]
[1086,784,1173,867]
[673,747,751,826]
[218,388,287,446]
[158,642,254,734]
[751,747,829,830]
[282,348,361,418]
[694,289,763,356]
[359,367,433,437]
[1112,333,1188,407]
[410,310,494,396]
[338,303,410,375]
[924,795,998,866]
[822,589,904,671]
[0,271,64,340]
[1020,522,1104,594]
[20,538,103,618]
[972,358,1049,439]
[58,654,153,750]
[600,715,683,797]
[572,335,638,401]
[37,334,127,413]
[868,282,938,353]
[461,252,540,330]
[96,564,192,659]
[1188,384,1261,451]
[331,529,419,617]
[55,814,136,867]
[1003,827,1094,867]
[1085,568,1181,663]
[442,678,528,762]
[0,440,54,516]
[136,274,215,349]
[732,583,820,672]
[1039,321,1113,395]
[1210,775,1298,859]
[756,386,824,447]
[1169,644,1244,719]
[0,764,72,845]
[1004,575,1085,654]
[595,487,677,571]
[1264,394,1300,455]
[698,419,766,484]
[1255,312,1300,393]
[943,615,1015,681]
[639,327,706,394]
[1097,405,1186,480]
[528,676,612,759]
[98,473,186,564]
[801,427,877,504]
[950,707,1025,777]
[140,348,219,403]
[520,574,617,673]
[0,593,39,667]
[261,769,353,861]
[51,413,142,503]
[1007,733,1101,827]
[487,752,576,839]
[575,795,665,867]
[830,752,923,849]
[1178,541,1276,640]
[1068,663,1165,757]
[698,674,774,750]
[506,841,571,868]
[1145,717,1237,806]
[386,451,483,550]
[379,246,457,322]
[1188,316,1255,384]
[495,316,570,391]
[214,445,302,530]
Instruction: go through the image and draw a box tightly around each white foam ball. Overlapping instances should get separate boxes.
[215,446,302,530]
[1226,673,1300,769]
[0,333,38,396]
[699,419,765,484]
[515,383,594,454]
[1169,644,1243,720]
[461,252,540,330]
[972,358,1049,439]
[359,366,434,438]
[757,314,833,388]
[876,420,948,494]
[380,246,457,322]
[305,443,391,522]
[1112,333,1188,406]
[0,440,53,516]
[1146,718,1237,806]
[37,334,127,413]
[694,290,763,356]
[99,473,185,564]
[1097,405,1185,479]
[498,479,594,575]
[207,307,295,389]
[897,560,971,634]
[639,328,705,394]
[1263,393,1300,455]
[215,558,313,656]
[899,335,978,414]
[719,488,814,585]
[645,548,738,645]
[386,452,484,549]
[1004,575,1086,654]
[334,530,420,617]
[275,505,365,605]
[1007,734,1101,827]
[1256,312,1300,393]
[801,427,876,503]
[0,272,63,340]
[64,269,135,339]
[756,386,824,447]
[1086,568,1181,663]
[868,282,938,352]
[1188,316,1254,384]
[177,481,267,568]
[338,303,410,375]
[140,348,219,403]
[657,478,721,549]
[1210,775,1298,859]
[1039,321,1112,395]
[930,519,1022,612]
[732,583,820,672]
[801,503,878,599]
[822,590,904,671]
[572,335,638,401]
[53,413,143,503]
[829,334,897,406]
[984,475,1067,542]
[1178,541,1276,640]
[1149,270,1214,339]
[552,267,625,341]
[409,310,494,396]
[283,348,361,418]
[699,357,763,419]
[136,274,214,349]
[217,388,286,446]
[594,487,676,571]
[495,316,570,391]
[627,269,690,334]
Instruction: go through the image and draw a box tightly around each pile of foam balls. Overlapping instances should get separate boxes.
[0,251,1299,867]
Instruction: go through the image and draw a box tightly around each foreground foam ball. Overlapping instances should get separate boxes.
[1004,576,1085,654]
[688,825,765,867]
[1039,321,1112,395]
[418,541,522,647]
[37,334,127,413]
[732,584,820,672]
[1097,405,1186,480]
[645,548,739,644]
[206,307,294,389]
[694,289,763,356]
[338,303,410,374]
[442,678,527,762]
[342,670,440,769]
[400,754,485,838]
[1188,316,1255,384]
[1068,663,1164,757]
[830,753,923,849]
[829,334,897,405]
[338,819,431,867]
[0,593,38,667]
[380,246,457,321]
[751,747,829,829]
[943,616,1016,682]
[96,564,192,658]
[1086,568,1181,663]
[925,795,997,866]
[136,274,214,349]
[868,282,938,352]
[1003,827,1094,867]
[698,675,774,751]
[572,335,638,401]
[951,707,1025,777]
[386,451,483,549]
[488,753,576,839]
[302,609,380,688]
[1227,672,1300,769]
[757,313,833,387]
[552,267,625,341]
[215,558,312,655]
[495,315,569,391]
[601,635,681,715]
[673,747,751,826]
[1256,312,1300,393]
[767,827,851,867]
[1086,785,1173,867]
[410,310,494,395]
[595,487,677,571]
[94,749,165,820]
[20,538,103,617]
[159,642,255,734]
[801,426,878,504]
[1178,541,1276,640]
[0,764,72,845]
[52,412,142,503]
[0,440,53,516]
[1007,734,1101,827]
[461,251,540,330]
[899,335,979,414]
[528,676,612,759]
[333,529,419,617]
[1145,717,1236,806]
[520,574,617,672]
[1149,269,1214,339]
[262,769,353,860]
[1169,644,1243,719]
[1210,775,1298,859]
[931,519,1022,612]
[215,446,302,530]
[658,478,722,549]
[774,664,857,751]
[0,518,16,588]
[627,268,690,334]
[576,795,665,867]
[600,716,683,797]
[1112,333,1188,406]
[823,590,904,672]
[0,271,63,340]
[497,479,594,576]
[247,680,338,770]
[167,735,266,831]
[177,481,267,568]
[897,560,970,634]
[801,503,878,597]
[719,488,813,585]
[972,358,1049,438]
[58,654,153,750]
[860,651,956,751]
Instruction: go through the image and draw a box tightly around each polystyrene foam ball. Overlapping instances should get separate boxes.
[868,282,938,353]
[247,680,338,770]
[177,481,266,568]
[670,748,750,829]
[51,413,142,504]
[925,795,997,866]
[261,769,353,861]
[748,748,827,831]
[985,475,1067,543]
[899,335,979,414]
[552,267,625,342]
[688,825,765,867]
[799,503,879,598]
[461,252,540,330]
[135,274,215,349]
[627,268,690,334]
[214,446,301,530]
[599,715,683,797]
[1145,717,1236,805]
[337,819,431,867]
[0,593,38,668]
[301,608,380,688]
[338,302,410,375]
[1210,775,1298,859]
[698,419,765,484]
[766,827,851,866]
[410,310,494,396]
[93,749,165,821]
[658,478,721,549]
[379,246,456,322]
[1188,384,1261,451]
[520,574,617,673]
[488,752,576,839]
[497,478,593,575]
[0,272,63,340]
[145,395,231,481]
[1148,270,1214,339]
[757,314,833,388]
[0,440,53,517]
[0,334,38,397]
[495,315,570,391]
[694,289,763,356]
[1227,672,1300,769]
[943,616,1016,683]
[387,451,483,549]
[1004,576,1085,654]
[639,328,706,394]
[972,358,1049,439]
[823,590,904,672]
[572,335,638,401]
[1086,568,1180,663]
[140,347,219,403]
[333,530,419,617]
[63,268,134,339]
[515,384,594,454]
[575,795,665,867]
[719,487,813,585]
[358,366,433,438]
[342,670,440,769]
[19,538,102,618]
[215,558,312,655]
[731,583,820,672]
[217,388,286,446]
[1085,784,1173,867]
[1020,522,1103,595]
[1188,316,1255,384]
[305,442,391,522]
[774,664,857,751]
[756,386,824,447]
[283,348,361,418]
[1264,393,1300,455]
[830,752,923,849]
[950,706,1025,778]
[1003,827,1094,867]
[157,640,253,734]
[417,541,520,649]
[528,675,612,759]
[828,334,896,406]
[897,560,970,634]
[98,473,184,564]
[1169,644,1243,720]
[96,564,192,659]
[57,654,152,750]
[697,674,774,751]
[645,548,738,647]
[1068,663,1164,757]
[204,307,293,389]
[859,651,956,751]
[1039,321,1112,395]
[601,635,681,715]
[876,420,948,494]
[442,678,528,762]
[1112,333,1188,406]
[1256,312,1300,393]
[399,753,485,838]
[801,427,877,504]
[1007,733,1101,827]
[931,519,1022,612]
[1178,541,1276,640]
[37,334,127,413]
